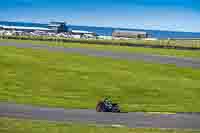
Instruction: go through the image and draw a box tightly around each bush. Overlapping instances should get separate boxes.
[1,35,200,49]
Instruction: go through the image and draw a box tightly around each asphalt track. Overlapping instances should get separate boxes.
[0,42,200,68]
[1,103,200,129]
[1,42,200,129]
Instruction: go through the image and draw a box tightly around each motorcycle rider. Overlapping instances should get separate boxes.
[104,97,113,110]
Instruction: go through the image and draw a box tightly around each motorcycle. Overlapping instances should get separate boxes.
[96,98,120,113]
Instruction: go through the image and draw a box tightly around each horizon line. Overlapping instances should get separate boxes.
[0,20,200,33]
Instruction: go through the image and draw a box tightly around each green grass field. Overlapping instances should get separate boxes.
[1,39,200,58]
[0,46,200,112]
[0,117,197,133]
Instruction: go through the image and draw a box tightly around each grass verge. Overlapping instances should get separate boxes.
[0,117,197,133]
[1,35,200,48]
[0,46,200,112]
[1,38,200,58]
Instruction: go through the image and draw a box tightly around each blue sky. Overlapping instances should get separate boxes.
[0,0,200,32]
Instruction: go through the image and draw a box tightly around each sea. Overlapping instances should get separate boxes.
[1,21,200,39]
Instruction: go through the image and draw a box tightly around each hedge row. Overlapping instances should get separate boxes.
[1,35,200,50]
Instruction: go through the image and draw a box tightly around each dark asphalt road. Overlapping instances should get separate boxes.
[0,42,200,68]
[1,103,200,129]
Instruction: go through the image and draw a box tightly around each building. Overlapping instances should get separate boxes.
[112,30,149,39]
[0,22,68,33]
[71,30,97,36]
[0,25,53,32]
[0,25,3,30]
[0,22,97,38]
[47,21,68,33]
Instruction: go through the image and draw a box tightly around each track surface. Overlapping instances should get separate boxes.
[1,103,200,129]
[0,42,200,68]
[1,42,200,129]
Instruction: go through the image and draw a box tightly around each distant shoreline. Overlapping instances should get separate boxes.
[1,20,200,33]
[1,21,200,39]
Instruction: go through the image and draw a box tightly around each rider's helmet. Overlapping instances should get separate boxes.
[104,97,111,103]
[104,97,112,109]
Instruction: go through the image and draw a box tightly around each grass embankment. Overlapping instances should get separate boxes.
[1,35,200,49]
[1,39,200,58]
[0,118,197,133]
[0,46,200,112]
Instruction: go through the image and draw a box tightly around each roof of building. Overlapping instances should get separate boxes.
[48,24,61,27]
[113,30,147,35]
[0,25,53,31]
[71,30,94,34]
[50,21,66,25]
